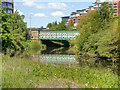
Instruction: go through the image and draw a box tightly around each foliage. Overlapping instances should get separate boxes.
[75,3,117,60]
[1,9,30,51]
[46,20,74,31]
[40,26,44,29]
[2,55,118,88]
[24,40,46,49]
[67,20,74,30]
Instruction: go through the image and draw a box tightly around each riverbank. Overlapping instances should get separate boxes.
[2,54,118,88]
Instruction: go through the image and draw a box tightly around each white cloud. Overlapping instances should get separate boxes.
[32,13,47,18]
[51,11,64,17]
[22,0,68,10]
[48,3,68,10]
[22,0,36,7]
[14,9,24,15]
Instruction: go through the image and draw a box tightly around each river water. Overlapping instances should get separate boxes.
[8,47,118,74]
[8,47,78,66]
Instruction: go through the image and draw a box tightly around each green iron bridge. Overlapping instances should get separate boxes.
[39,31,79,40]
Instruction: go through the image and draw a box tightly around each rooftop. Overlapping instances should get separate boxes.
[62,16,70,18]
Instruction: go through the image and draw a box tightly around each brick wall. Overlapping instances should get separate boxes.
[31,30,39,40]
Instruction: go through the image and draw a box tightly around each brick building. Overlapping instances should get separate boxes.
[62,0,120,27]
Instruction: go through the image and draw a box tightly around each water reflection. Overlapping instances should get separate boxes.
[39,54,77,65]
[7,47,118,74]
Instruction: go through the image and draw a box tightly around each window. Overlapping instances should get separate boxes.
[89,7,91,10]
[8,3,12,8]
[114,2,117,4]
[7,9,12,13]
[78,18,80,23]
[73,18,75,23]
[2,3,6,6]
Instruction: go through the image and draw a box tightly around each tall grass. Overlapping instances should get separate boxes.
[2,55,118,88]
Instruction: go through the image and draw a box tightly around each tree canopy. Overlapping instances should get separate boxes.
[1,9,30,51]
[75,2,118,59]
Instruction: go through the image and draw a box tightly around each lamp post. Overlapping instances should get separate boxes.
[30,13,32,32]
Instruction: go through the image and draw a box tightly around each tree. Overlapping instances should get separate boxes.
[67,20,74,30]
[40,26,44,29]
[1,10,29,51]
[99,2,114,23]
[56,21,68,30]
[47,23,52,28]
[75,3,115,55]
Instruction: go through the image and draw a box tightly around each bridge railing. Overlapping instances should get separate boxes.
[39,31,80,40]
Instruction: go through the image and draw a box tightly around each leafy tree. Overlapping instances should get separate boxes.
[75,2,116,59]
[1,9,29,51]
[99,2,114,23]
[56,21,68,30]
[40,26,44,29]
[47,23,52,28]
[53,21,57,26]
[67,20,74,30]
[47,20,68,31]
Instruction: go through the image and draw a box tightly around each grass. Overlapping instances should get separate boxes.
[2,55,118,88]
[24,40,46,50]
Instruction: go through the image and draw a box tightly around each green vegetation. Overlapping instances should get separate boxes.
[2,55,118,88]
[75,2,118,61]
[24,40,46,50]
[1,8,44,52]
[2,10,29,51]
[47,20,74,31]
[1,2,119,88]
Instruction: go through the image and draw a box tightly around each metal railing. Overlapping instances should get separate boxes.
[39,31,80,40]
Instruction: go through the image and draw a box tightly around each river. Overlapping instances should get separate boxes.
[7,46,118,74]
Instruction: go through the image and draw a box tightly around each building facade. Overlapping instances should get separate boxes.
[61,16,70,25]
[1,0,14,13]
[62,0,120,27]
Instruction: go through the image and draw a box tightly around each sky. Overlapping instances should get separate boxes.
[14,0,98,28]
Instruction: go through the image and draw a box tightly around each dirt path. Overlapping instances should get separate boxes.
[38,79,85,88]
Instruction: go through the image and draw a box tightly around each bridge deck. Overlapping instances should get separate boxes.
[39,31,79,40]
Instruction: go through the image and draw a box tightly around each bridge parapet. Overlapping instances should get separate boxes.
[39,31,79,40]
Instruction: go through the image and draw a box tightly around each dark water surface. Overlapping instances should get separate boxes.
[8,47,78,65]
[7,47,118,74]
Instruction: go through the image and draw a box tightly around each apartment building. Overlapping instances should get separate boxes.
[1,0,14,13]
[61,16,70,25]
[118,0,120,15]
[62,0,120,27]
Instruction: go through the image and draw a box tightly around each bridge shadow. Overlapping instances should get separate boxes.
[41,40,70,47]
